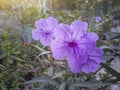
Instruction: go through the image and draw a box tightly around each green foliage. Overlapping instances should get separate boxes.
[54,10,79,24]
[0,30,39,90]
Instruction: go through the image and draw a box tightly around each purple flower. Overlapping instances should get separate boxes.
[51,20,102,73]
[95,17,102,23]
[51,20,88,60]
[32,17,58,46]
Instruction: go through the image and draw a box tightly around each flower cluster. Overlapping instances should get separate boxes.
[32,16,103,74]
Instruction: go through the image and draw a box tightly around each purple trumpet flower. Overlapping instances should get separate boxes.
[32,16,58,46]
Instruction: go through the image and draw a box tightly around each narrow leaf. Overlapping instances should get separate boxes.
[70,81,120,88]
[48,67,54,77]
[100,63,120,79]
[22,77,60,87]
[0,64,6,70]
[31,44,45,52]
[38,51,51,56]
[51,71,65,79]
[58,82,66,90]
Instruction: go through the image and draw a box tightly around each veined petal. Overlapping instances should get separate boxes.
[46,16,58,31]
[67,57,83,73]
[88,47,103,63]
[66,43,88,73]
[82,61,99,74]
[35,17,58,31]
[35,19,46,30]
[54,23,72,40]
[82,47,103,74]
[70,20,88,40]
[40,32,53,46]
[87,32,99,42]
[50,40,68,60]
[32,29,41,40]
[68,63,82,73]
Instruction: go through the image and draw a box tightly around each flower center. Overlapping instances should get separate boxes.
[43,32,51,39]
[68,41,77,47]
[45,32,50,35]
[68,41,79,57]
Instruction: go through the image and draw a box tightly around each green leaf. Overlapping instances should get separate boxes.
[10,56,24,62]
[8,58,13,64]
[100,46,113,50]
[68,84,74,90]
[31,44,45,52]
[70,81,119,88]
[0,64,6,70]
[51,71,65,79]
[48,67,54,77]
[38,51,51,56]
[32,88,49,90]
[58,82,66,90]
[100,63,120,80]
[23,77,60,87]
[54,61,65,68]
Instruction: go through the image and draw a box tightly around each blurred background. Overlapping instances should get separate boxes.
[0,0,120,35]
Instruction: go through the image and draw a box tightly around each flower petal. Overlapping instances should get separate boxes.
[54,23,72,40]
[82,62,99,74]
[70,20,88,40]
[46,16,58,31]
[87,32,99,42]
[67,58,83,73]
[50,40,68,60]
[40,32,53,46]
[88,47,103,63]
[35,19,46,30]
[32,29,41,40]
[82,47,103,74]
